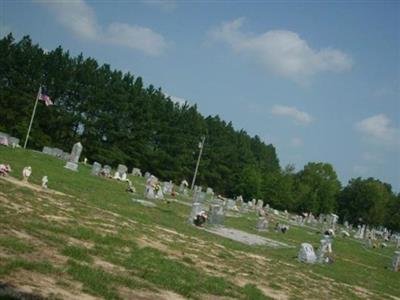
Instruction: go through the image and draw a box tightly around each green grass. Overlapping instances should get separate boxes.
[1,147,400,299]
[61,245,93,263]
[0,237,34,254]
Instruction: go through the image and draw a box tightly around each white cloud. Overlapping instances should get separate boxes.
[142,0,177,12]
[290,137,303,147]
[105,23,166,56]
[271,105,312,125]
[356,114,400,147]
[211,18,353,82]
[36,0,167,56]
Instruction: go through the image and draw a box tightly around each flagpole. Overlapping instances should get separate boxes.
[190,135,206,191]
[23,86,41,149]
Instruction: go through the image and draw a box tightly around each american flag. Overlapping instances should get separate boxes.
[37,86,53,106]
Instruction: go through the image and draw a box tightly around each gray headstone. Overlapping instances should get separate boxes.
[163,181,174,194]
[102,165,111,177]
[42,146,53,155]
[392,251,400,272]
[193,191,206,203]
[52,148,63,158]
[208,204,224,225]
[298,243,317,264]
[226,199,236,210]
[132,168,142,176]
[61,152,70,161]
[117,164,128,175]
[256,217,268,231]
[64,142,83,171]
[8,137,19,146]
[91,162,102,176]
[188,202,204,224]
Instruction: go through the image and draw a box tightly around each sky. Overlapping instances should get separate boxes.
[1,0,399,191]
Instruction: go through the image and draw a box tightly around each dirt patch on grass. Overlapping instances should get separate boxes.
[0,195,34,214]
[67,237,95,249]
[93,257,127,274]
[118,286,187,300]
[234,277,289,300]
[0,176,68,197]
[2,270,98,300]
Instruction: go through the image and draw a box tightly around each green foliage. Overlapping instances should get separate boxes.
[294,162,341,214]
[385,194,400,231]
[337,177,394,226]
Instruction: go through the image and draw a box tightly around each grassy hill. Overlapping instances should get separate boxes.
[0,147,399,300]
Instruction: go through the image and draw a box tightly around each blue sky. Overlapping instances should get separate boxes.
[2,0,399,191]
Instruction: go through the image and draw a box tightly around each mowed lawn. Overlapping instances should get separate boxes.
[0,147,399,300]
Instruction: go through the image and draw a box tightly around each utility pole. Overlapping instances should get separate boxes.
[191,135,205,191]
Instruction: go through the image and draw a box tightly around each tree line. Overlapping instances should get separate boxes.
[0,34,398,231]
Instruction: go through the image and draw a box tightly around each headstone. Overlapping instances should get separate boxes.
[179,180,189,195]
[256,199,264,209]
[52,148,64,158]
[91,162,102,176]
[117,164,128,178]
[41,176,48,189]
[61,152,71,161]
[188,202,204,224]
[120,173,127,181]
[155,185,164,200]
[208,204,224,225]
[298,243,317,264]
[131,168,142,176]
[316,237,333,263]
[251,199,257,207]
[366,238,373,248]
[22,166,32,182]
[102,165,112,177]
[163,181,174,194]
[64,142,83,171]
[42,146,53,155]
[256,217,268,232]
[193,191,206,203]
[0,132,9,146]
[144,172,151,180]
[226,199,237,210]
[206,187,213,195]
[144,185,155,199]
[8,137,19,147]
[392,251,400,272]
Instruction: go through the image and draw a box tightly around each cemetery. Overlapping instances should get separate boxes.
[0,146,399,300]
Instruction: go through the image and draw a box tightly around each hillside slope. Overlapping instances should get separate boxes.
[0,147,399,300]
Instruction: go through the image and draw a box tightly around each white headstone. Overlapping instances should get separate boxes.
[132,168,142,176]
[256,217,268,232]
[64,142,83,171]
[392,251,400,272]
[22,166,32,182]
[41,176,48,189]
[91,162,102,176]
[298,243,317,264]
